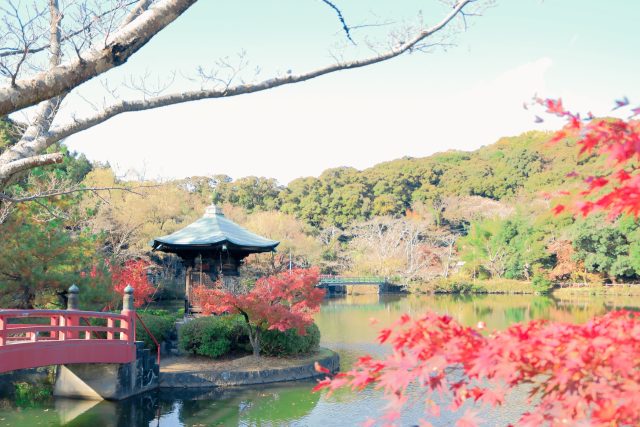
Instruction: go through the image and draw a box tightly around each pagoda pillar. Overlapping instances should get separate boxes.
[184,258,194,314]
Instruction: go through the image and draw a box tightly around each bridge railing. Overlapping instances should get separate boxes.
[0,310,134,345]
[0,284,138,374]
[318,275,387,285]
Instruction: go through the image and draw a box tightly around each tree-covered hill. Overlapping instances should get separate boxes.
[210,130,596,229]
[2,121,635,294]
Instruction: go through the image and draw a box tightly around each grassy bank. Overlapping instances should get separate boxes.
[408,278,539,295]
[553,284,640,297]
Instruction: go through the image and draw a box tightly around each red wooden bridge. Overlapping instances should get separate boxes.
[0,308,137,374]
[0,284,160,375]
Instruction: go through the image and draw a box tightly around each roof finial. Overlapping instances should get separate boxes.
[205,204,224,217]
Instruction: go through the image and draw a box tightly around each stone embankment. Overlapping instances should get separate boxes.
[160,347,339,388]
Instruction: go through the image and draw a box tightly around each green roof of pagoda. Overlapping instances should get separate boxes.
[151,205,279,253]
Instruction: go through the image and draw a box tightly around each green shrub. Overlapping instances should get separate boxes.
[14,381,52,407]
[410,277,539,294]
[178,315,248,359]
[260,323,321,357]
[136,312,176,351]
[532,274,553,293]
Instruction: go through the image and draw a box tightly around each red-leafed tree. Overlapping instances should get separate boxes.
[192,267,325,357]
[111,259,156,308]
[314,99,640,427]
[314,310,640,427]
[538,97,640,218]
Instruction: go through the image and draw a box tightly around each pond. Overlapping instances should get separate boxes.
[0,293,636,426]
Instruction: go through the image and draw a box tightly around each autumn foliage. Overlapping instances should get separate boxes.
[110,259,155,308]
[192,267,325,356]
[538,97,640,218]
[314,99,640,426]
[314,310,640,427]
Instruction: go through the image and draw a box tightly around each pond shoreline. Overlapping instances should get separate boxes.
[159,347,339,388]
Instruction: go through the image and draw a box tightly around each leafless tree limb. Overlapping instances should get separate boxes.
[44,1,475,150]
[0,1,140,59]
[0,0,482,191]
[0,152,63,178]
[120,0,154,28]
[0,184,155,203]
[0,0,199,116]
[319,0,355,44]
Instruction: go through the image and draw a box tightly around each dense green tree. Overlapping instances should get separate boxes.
[572,216,640,281]
[193,129,600,234]
[212,176,281,212]
[458,216,551,280]
[0,205,111,308]
[0,135,108,308]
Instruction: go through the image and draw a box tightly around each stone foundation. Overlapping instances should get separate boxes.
[53,342,159,400]
[160,348,339,388]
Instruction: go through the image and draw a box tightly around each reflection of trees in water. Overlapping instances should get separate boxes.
[21,384,321,427]
[474,305,494,318]
[318,294,576,348]
[62,392,159,427]
[504,307,526,324]
[161,383,320,426]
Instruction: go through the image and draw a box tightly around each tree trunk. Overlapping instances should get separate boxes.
[240,310,261,357]
[248,328,260,357]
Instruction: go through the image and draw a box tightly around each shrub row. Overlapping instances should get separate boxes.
[178,315,248,358]
[136,310,179,350]
[409,277,543,294]
[260,323,321,357]
[178,315,321,358]
[87,309,178,351]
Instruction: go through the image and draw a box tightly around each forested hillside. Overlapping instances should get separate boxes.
[1,122,635,307]
[209,130,596,229]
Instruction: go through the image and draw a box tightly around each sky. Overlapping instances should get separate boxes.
[60,0,640,184]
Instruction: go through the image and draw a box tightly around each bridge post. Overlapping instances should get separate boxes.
[67,284,79,310]
[0,315,4,346]
[54,284,159,400]
[120,285,135,342]
[65,284,79,339]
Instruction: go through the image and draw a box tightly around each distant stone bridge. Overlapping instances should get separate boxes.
[317,275,397,294]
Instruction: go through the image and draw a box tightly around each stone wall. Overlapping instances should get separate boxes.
[160,348,339,388]
[54,342,159,400]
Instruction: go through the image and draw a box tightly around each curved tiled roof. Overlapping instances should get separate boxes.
[151,205,279,253]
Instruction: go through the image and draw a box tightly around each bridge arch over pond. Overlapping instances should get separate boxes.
[0,286,159,400]
[317,275,399,294]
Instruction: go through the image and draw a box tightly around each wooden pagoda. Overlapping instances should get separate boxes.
[151,205,279,314]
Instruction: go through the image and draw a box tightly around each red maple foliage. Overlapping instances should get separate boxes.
[111,259,156,308]
[314,311,640,427]
[314,98,640,426]
[192,267,325,356]
[537,97,640,218]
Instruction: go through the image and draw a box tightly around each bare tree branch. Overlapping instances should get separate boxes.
[0,184,155,203]
[0,0,199,116]
[45,0,474,146]
[320,0,355,44]
[0,0,481,189]
[0,152,63,178]
[120,0,154,28]
[0,1,140,59]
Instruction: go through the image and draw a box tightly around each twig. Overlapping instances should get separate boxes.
[320,0,355,45]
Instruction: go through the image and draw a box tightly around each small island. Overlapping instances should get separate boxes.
[151,205,338,388]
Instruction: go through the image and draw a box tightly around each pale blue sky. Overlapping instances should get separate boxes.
[62,0,640,183]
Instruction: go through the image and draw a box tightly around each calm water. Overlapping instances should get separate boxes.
[0,293,636,426]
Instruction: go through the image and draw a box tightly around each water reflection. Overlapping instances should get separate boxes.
[0,293,638,426]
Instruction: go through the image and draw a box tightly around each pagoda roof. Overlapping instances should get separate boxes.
[151,205,279,254]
